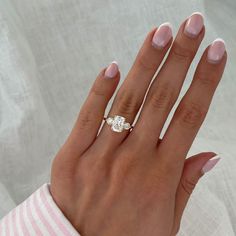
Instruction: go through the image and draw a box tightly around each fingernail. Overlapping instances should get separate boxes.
[207,38,226,64]
[152,22,172,49]
[201,155,221,174]
[184,12,204,38]
[105,61,119,78]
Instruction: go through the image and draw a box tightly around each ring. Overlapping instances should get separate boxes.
[104,115,133,133]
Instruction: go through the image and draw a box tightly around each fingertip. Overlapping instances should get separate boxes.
[151,22,173,49]
[201,155,221,174]
[104,61,120,79]
[186,152,217,163]
[184,152,219,176]
[207,38,226,64]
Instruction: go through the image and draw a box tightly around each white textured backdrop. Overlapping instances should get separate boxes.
[0,0,235,235]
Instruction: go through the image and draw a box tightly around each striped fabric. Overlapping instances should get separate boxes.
[0,184,80,236]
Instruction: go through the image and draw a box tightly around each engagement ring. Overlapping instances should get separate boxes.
[104,115,133,133]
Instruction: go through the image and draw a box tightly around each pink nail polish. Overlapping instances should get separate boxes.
[207,39,226,64]
[105,61,119,78]
[152,22,172,49]
[201,155,221,174]
[184,12,204,38]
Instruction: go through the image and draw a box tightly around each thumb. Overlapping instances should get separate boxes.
[171,152,220,235]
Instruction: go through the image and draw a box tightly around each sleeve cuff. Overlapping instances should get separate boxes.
[0,183,80,236]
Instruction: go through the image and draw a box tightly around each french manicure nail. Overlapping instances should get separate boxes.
[207,39,226,64]
[184,12,204,38]
[152,22,172,49]
[105,61,119,78]
[201,155,221,174]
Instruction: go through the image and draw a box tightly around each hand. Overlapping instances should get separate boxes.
[50,12,227,236]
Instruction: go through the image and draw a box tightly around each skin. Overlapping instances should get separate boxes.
[50,17,227,236]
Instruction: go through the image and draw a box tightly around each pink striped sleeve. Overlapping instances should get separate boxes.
[0,183,81,236]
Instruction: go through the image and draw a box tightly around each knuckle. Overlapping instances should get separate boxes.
[116,92,140,117]
[91,83,107,97]
[196,68,218,87]
[148,83,175,111]
[78,109,95,130]
[171,42,194,62]
[176,102,206,128]
[180,177,197,195]
[136,53,157,71]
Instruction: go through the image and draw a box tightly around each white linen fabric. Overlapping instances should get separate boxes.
[0,0,235,235]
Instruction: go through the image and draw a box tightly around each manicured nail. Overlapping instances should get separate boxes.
[184,12,204,38]
[105,61,119,78]
[152,22,172,49]
[201,155,221,174]
[207,39,226,64]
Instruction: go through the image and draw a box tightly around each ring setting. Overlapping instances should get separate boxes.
[105,115,132,133]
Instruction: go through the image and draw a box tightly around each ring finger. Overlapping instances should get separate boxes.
[96,23,173,148]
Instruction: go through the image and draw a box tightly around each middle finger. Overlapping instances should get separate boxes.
[128,12,205,148]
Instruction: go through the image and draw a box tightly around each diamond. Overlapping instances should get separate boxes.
[123,123,131,130]
[106,117,113,125]
[111,115,125,132]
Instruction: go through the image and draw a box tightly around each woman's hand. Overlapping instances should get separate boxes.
[50,12,226,236]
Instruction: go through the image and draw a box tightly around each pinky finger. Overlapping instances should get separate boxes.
[171,152,220,235]
[62,62,120,159]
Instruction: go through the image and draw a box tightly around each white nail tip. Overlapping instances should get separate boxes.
[201,155,221,174]
[190,11,204,17]
[209,155,221,160]
[212,38,226,45]
[111,61,118,65]
[159,22,172,30]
